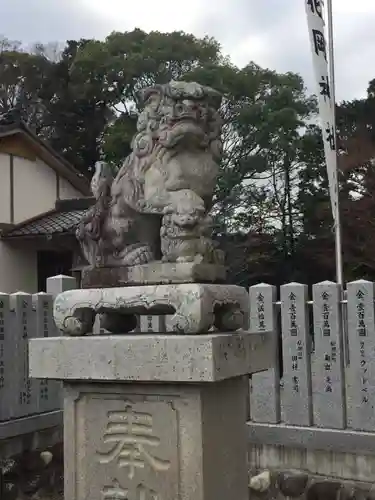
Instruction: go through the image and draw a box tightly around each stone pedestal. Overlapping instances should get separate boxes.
[29,332,272,500]
[53,283,249,335]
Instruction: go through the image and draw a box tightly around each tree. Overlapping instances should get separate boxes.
[0,36,115,174]
[335,93,375,280]
[295,84,375,283]
[63,31,318,283]
[0,36,54,131]
[67,29,223,168]
[0,30,330,285]
[38,39,113,174]
[191,64,316,282]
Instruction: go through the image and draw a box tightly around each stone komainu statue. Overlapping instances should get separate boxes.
[76,80,224,268]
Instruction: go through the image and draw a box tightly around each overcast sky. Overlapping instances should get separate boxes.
[1,0,375,102]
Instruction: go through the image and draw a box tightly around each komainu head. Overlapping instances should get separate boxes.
[112,80,223,214]
[131,80,223,161]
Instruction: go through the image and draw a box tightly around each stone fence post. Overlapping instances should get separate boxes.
[45,274,77,409]
[46,274,77,299]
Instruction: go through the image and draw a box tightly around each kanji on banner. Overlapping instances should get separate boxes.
[305,0,339,226]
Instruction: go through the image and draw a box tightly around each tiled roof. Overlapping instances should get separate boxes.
[3,209,88,238]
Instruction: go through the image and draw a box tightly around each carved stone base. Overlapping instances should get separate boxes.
[81,262,226,288]
[53,284,248,335]
[29,332,272,500]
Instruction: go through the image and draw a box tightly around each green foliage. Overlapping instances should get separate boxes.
[66,30,224,167]
[2,30,375,284]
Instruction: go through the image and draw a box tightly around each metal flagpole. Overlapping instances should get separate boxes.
[327,0,344,287]
[327,0,348,372]
[327,0,350,376]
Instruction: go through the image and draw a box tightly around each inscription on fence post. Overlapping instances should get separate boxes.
[280,283,312,426]
[11,292,37,418]
[0,293,13,421]
[249,283,280,423]
[33,292,61,412]
[346,280,375,431]
[312,281,345,428]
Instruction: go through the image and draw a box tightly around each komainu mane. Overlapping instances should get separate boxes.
[77,80,224,268]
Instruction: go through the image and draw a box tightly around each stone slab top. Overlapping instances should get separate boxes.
[29,331,273,383]
[81,262,227,288]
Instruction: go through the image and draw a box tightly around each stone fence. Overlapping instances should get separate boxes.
[246,280,375,488]
[145,279,374,435]
[146,280,375,486]
[248,280,372,430]
[0,275,77,460]
[0,291,59,423]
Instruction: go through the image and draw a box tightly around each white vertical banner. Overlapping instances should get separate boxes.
[305,0,338,226]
